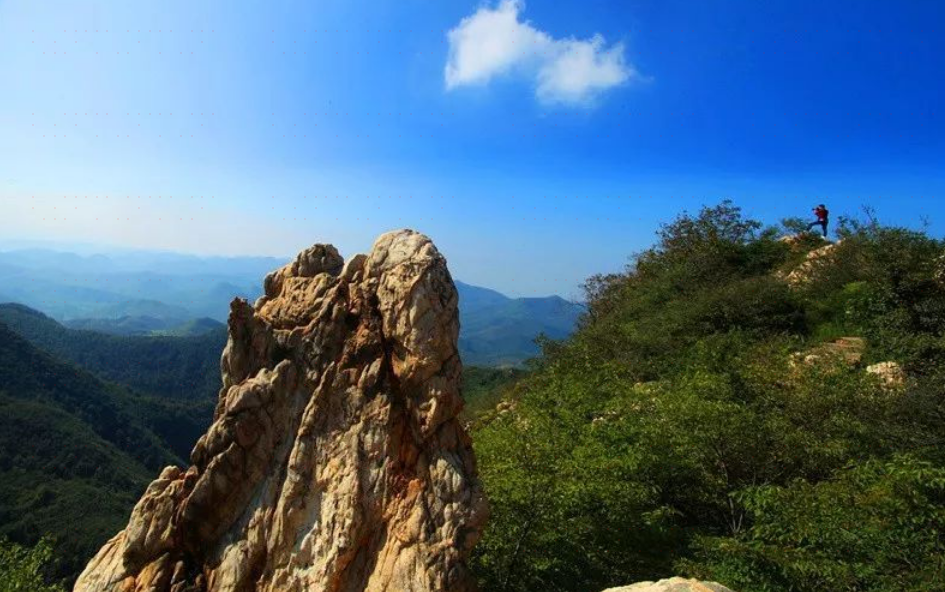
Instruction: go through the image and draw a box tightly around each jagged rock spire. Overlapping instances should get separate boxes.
[74,230,488,592]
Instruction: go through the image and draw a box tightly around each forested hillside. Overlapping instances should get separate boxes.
[0,303,225,400]
[0,323,190,582]
[471,203,945,592]
[456,281,583,366]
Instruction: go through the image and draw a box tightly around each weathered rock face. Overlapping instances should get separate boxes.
[74,230,488,592]
[603,577,735,592]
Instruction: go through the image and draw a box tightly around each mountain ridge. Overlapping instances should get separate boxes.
[0,303,226,401]
[1,259,582,365]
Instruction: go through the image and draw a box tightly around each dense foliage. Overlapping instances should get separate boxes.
[462,366,529,418]
[471,202,945,592]
[0,304,225,400]
[0,323,210,582]
[0,538,64,592]
[685,455,945,591]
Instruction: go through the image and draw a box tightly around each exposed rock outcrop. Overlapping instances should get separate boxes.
[790,336,865,369]
[603,578,734,592]
[780,240,840,287]
[74,230,488,592]
[867,361,907,389]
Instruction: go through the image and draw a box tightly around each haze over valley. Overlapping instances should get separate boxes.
[0,245,582,366]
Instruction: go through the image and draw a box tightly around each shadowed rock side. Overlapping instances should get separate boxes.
[74,230,488,592]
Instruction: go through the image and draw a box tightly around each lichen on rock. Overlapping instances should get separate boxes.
[74,229,488,592]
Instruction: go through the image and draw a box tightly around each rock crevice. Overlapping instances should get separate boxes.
[74,229,487,592]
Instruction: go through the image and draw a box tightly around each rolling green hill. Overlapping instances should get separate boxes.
[64,314,177,335]
[0,303,225,401]
[155,317,226,336]
[0,323,189,582]
[64,315,225,337]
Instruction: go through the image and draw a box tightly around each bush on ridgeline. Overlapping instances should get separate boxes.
[560,201,803,381]
[470,201,945,592]
[0,537,64,592]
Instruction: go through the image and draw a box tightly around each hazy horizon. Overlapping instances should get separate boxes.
[0,236,585,300]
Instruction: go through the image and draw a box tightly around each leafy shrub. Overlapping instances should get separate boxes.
[471,202,945,592]
[801,225,945,373]
[0,538,64,592]
[685,456,945,592]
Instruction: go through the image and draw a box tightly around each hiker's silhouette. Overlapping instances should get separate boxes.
[807,204,829,238]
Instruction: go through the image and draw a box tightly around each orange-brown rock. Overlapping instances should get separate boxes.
[74,230,488,592]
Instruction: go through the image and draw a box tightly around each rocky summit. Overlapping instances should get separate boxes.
[74,230,488,592]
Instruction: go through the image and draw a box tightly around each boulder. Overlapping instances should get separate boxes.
[603,577,735,592]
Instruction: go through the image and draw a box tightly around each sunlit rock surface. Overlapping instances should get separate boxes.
[75,230,488,592]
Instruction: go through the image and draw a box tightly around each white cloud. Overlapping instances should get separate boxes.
[444,0,638,106]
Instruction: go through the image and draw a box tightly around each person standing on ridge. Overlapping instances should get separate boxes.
[807,203,829,238]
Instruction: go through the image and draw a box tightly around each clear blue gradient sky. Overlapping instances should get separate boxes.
[1,0,943,297]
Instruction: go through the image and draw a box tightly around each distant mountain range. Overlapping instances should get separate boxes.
[64,315,225,336]
[455,281,583,365]
[0,248,272,321]
[0,247,584,366]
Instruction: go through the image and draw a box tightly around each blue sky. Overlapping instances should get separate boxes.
[1,0,943,297]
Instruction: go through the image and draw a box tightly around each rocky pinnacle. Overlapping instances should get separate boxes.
[74,230,488,592]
